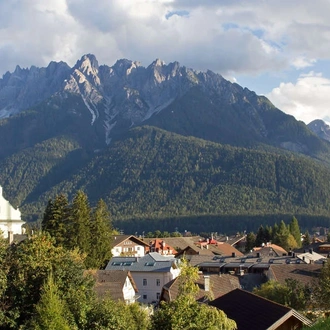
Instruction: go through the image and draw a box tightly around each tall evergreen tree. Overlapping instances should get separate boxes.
[274,220,297,251]
[42,194,70,246]
[303,231,311,246]
[31,274,73,330]
[68,190,91,255]
[289,216,302,248]
[86,199,113,269]
[245,232,256,252]
[255,225,266,247]
[264,225,272,243]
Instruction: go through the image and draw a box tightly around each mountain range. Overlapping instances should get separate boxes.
[1,54,330,233]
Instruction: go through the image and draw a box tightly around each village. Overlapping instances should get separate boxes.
[1,185,329,329]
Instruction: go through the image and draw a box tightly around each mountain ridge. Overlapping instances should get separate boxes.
[1,54,330,231]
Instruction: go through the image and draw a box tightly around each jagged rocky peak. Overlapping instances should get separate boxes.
[308,119,330,142]
[112,59,141,76]
[74,54,99,76]
[151,58,166,67]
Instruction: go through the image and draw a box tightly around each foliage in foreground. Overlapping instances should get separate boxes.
[253,279,311,311]
[151,259,237,330]
[303,317,330,330]
[42,191,113,269]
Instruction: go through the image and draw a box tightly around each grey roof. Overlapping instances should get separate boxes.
[105,252,179,273]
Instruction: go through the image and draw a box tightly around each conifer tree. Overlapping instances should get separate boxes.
[86,199,113,269]
[245,232,256,252]
[289,216,302,248]
[32,274,73,330]
[274,220,297,251]
[255,225,266,247]
[42,194,70,246]
[68,190,91,255]
[303,231,311,246]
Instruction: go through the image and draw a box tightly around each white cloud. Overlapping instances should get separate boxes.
[266,72,330,124]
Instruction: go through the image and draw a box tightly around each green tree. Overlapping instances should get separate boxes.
[245,232,256,252]
[273,220,297,251]
[0,233,12,327]
[289,216,302,248]
[151,259,236,329]
[3,233,95,329]
[31,273,73,330]
[68,190,91,255]
[86,199,113,269]
[42,194,70,246]
[255,225,266,247]
[303,231,311,246]
[313,260,330,309]
[86,298,150,330]
[264,225,272,243]
[253,279,310,311]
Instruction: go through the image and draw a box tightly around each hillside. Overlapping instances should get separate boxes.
[1,55,330,232]
[1,126,330,232]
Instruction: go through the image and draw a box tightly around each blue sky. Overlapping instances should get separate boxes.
[0,0,330,124]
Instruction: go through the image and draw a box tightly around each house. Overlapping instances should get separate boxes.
[111,235,150,257]
[148,238,177,256]
[296,249,326,264]
[0,186,25,240]
[175,241,243,258]
[252,243,288,257]
[267,263,322,286]
[105,252,181,304]
[160,273,241,303]
[91,270,139,304]
[209,289,313,330]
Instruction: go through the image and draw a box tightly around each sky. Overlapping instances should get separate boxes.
[1,0,330,125]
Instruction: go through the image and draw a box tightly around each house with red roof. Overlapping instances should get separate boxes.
[148,238,178,256]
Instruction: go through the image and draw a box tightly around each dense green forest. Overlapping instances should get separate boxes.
[1,126,330,233]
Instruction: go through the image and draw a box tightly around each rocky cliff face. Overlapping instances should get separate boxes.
[0,54,327,158]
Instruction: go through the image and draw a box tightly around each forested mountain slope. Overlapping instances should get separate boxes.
[1,126,330,231]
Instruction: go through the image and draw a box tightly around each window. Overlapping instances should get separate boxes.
[156,279,160,286]
[156,292,160,300]
[143,294,147,300]
[137,247,140,251]
[143,279,147,286]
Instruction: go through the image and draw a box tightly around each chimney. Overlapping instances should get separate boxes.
[204,276,210,292]
[232,252,236,258]
[292,252,295,258]
[309,248,313,254]
[8,231,13,244]
[256,252,260,258]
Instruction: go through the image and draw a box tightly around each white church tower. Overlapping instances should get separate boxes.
[0,186,25,238]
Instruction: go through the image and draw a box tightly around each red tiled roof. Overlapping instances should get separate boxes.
[148,238,178,255]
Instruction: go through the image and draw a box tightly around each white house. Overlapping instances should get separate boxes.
[105,252,181,304]
[0,186,25,239]
[111,235,150,257]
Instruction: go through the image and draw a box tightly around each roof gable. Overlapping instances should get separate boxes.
[112,235,149,247]
[209,289,296,330]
